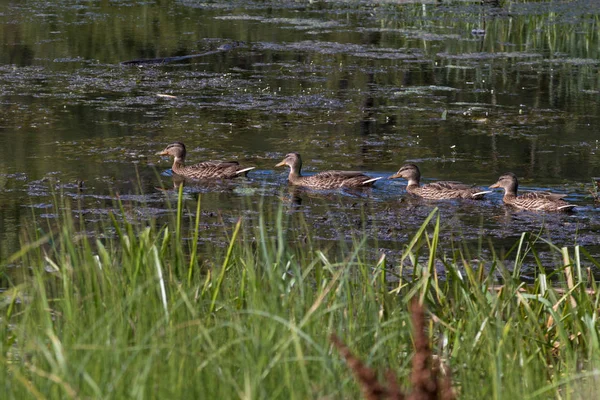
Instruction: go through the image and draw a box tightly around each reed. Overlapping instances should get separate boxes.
[1,191,599,399]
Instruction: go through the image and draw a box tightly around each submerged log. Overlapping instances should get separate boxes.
[121,42,244,66]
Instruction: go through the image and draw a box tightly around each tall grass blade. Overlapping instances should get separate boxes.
[209,217,242,314]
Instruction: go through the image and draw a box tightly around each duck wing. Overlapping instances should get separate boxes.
[313,170,367,179]
[512,191,574,211]
[300,170,379,189]
[520,191,567,201]
[180,161,253,179]
[418,181,488,199]
[428,181,475,191]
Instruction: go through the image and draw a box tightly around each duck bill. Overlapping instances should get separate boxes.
[275,160,286,167]
[489,182,500,189]
[156,150,168,156]
[388,173,402,180]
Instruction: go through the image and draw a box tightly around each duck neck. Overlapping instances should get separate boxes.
[406,177,420,190]
[288,164,302,183]
[503,190,517,200]
[504,182,518,198]
[172,156,185,173]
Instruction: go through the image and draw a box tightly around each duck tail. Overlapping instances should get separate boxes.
[557,204,576,211]
[472,190,493,198]
[362,176,383,185]
[235,167,256,175]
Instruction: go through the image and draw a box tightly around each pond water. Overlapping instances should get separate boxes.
[1,0,600,276]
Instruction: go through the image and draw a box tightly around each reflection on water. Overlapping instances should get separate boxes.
[0,0,599,270]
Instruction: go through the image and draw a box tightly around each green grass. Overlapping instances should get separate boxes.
[1,192,600,399]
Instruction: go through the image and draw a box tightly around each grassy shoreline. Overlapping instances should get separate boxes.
[1,192,599,399]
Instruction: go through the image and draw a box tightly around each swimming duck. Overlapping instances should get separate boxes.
[389,163,490,200]
[275,152,381,189]
[489,173,575,212]
[157,142,254,179]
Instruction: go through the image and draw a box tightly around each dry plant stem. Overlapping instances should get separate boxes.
[331,301,455,400]
[330,334,389,400]
[386,370,404,400]
[409,300,437,400]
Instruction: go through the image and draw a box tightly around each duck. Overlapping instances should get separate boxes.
[388,163,490,200]
[275,152,381,189]
[489,172,576,212]
[157,142,254,179]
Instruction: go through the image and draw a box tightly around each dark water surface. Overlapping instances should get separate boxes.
[1,0,600,275]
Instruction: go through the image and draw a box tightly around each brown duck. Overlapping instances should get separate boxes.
[157,142,254,179]
[389,163,490,200]
[490,173,576,212]
[275,152,381,189]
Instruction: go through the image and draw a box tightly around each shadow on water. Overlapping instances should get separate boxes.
[1,0,600,274]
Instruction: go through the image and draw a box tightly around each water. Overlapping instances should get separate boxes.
[1,0,600,274]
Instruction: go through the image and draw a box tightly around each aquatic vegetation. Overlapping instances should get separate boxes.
[1,0,600,265]
[1,0,600,396]
[1,192,600,398]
